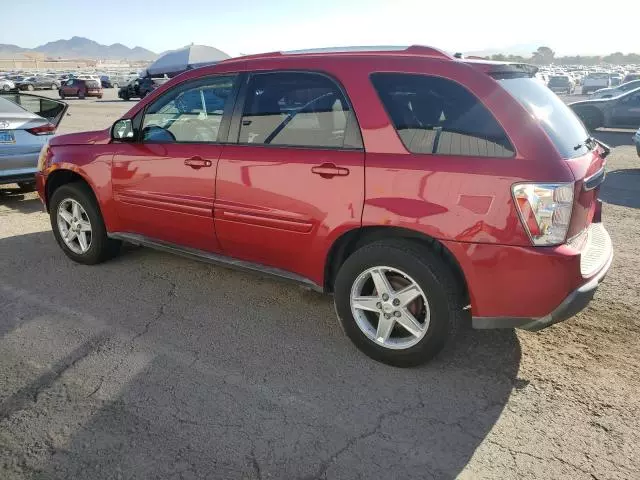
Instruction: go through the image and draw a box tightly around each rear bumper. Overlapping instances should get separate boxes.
[471,223,613,331]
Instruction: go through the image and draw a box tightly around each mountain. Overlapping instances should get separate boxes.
[463,43,541,58]
[0,37,157,61]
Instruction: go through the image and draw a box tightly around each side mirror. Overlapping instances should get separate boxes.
[111,119,134,141]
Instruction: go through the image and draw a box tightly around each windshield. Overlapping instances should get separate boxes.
[498,77,591,158]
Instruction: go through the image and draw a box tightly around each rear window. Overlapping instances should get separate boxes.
[549,76,569,85]
[498,77,590,158]
[371,73,514,157]
[85,80,100,88]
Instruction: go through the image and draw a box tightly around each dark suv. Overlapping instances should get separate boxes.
[36,46,612,367]
[59,79,103,99]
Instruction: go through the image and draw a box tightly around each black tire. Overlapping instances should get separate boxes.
[79,90,85,99]
[59,92,65,99]
[333,240,464,367]
[49,182,121,265]
[17,182,36,193]
[577,107,604,131]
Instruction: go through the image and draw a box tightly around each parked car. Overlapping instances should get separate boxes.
[582,73,611,95]
[117,77,163,100]
[16,76,61,91]
[0,93,67,190]
[100,76,114,88]
[59,79,103,99]
[609,75,622,87]
[548,75,575,94]
[589,79,640,99]
[0,78,16,91]
[35,46,612,367]
[634,127,640,157]
[570,87,640,129]
[622,73,640,83]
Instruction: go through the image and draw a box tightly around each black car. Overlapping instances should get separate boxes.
[117,77,163,100]
[570,87,640,130]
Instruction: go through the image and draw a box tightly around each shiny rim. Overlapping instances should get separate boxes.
[57,198,92,254]
[350,266,430,350]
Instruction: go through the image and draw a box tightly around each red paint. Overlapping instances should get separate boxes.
[36,48,610,322]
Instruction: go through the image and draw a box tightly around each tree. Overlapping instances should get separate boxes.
[531,46,555,65]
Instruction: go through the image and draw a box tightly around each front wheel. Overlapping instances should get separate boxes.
[49,182,121,264]
[333,240,463,367]
[27,84,34,91]
[2,84,10,91]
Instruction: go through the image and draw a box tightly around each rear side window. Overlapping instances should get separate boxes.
[371,73,514,157]
[497,77,590,158]
[238,71,362,149]
[85,80,100,88]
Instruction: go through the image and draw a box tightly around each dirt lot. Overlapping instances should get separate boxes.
[0,89,639,479]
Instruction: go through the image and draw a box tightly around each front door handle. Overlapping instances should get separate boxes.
[311,163,349,179]
[184,156,212,169]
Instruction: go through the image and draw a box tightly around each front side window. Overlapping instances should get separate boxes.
[238,71,361,149]
[142,75,237,143]
[371,73,514,157]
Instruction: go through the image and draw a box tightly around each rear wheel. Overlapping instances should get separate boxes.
[79,90,85,99]
[59,92,65,99]
[577,107,604,131]
[50,83,56,90]
[49,182,121,264]
[333,240,463,367]
[2,84,10,91]
[27,84,34,91]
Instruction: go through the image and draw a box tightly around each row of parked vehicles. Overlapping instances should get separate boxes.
[2,47,638,366]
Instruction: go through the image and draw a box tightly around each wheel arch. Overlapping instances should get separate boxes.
[45,169,96,212]
[323,226,469,304]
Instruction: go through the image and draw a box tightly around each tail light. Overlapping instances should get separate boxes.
[512,183,574,246]
[26,123,56,136]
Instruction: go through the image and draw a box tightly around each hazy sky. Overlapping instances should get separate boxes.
[1,0,638,56]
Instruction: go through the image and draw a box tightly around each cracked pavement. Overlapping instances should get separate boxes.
[1,92,639,479]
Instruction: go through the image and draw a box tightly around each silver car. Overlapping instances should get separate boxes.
[0,78,15,91]
[0,93,67,191]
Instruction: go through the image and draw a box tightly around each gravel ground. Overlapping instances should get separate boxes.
[0,89,639,479]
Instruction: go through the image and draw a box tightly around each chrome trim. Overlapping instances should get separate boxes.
[107,232,324,292]
[583,165,606,191]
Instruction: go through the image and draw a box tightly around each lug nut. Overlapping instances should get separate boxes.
[392,298,400,306]
[381,293,389,301]
[394,311,401,317]
[376,302,382,309]
[384,313,391,319]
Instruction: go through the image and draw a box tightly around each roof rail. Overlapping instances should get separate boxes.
[230,45,452,61]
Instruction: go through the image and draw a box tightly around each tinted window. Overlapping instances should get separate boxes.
[371,73,514,157]
[498,77,590,158]
[238,72,362,149]
[142,75,236,143]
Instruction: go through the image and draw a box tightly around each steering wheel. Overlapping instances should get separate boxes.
[142,125,176,143]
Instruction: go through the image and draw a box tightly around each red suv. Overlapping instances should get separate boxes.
[59,78,103,99]
[36,46,613,366]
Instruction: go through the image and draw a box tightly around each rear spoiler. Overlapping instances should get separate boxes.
[486,63,539,79]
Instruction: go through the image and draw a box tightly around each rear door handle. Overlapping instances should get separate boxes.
[311,163,349,178]
[184,156,212,169]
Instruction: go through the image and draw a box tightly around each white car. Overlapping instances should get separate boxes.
[590,80,640,99]
[0,78,15,91]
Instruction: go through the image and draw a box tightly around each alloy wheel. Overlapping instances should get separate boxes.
[350,266,430,350]
[57,198,92,254]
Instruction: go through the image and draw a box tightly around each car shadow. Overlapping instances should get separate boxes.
[592,129,635,148]
[600,168,640,208]
[1,231,521,479]
[0,187,43,214]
